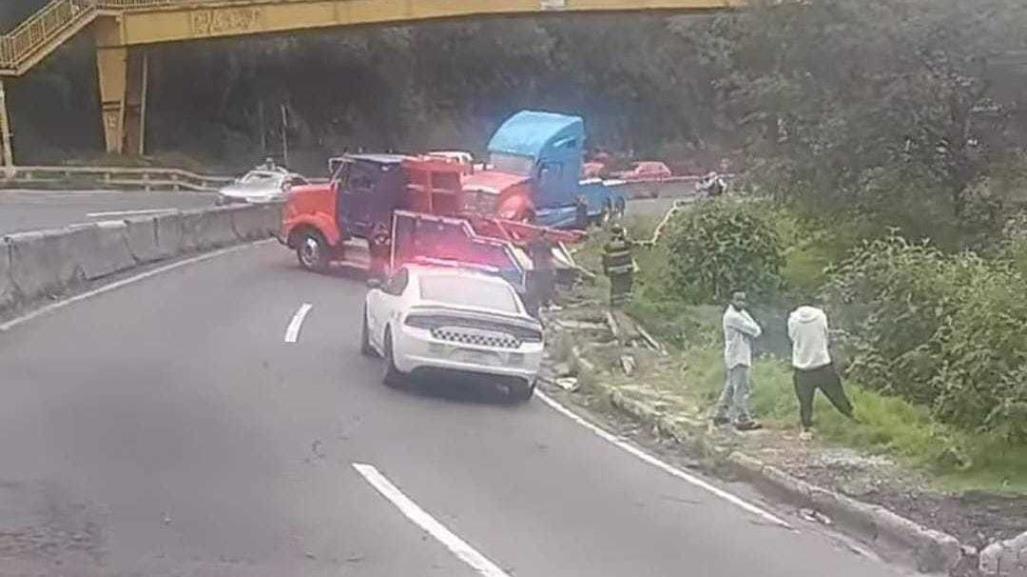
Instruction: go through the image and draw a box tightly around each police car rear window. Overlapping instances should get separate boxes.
[420,275,519,313]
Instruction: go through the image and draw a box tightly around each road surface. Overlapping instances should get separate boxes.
[0,189,217,236]
[625,195,696,218]
[0,243,908,576]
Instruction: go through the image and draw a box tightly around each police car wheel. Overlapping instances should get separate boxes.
[382,330,403,388]
[360,309,377,358]
[507,379,536,403]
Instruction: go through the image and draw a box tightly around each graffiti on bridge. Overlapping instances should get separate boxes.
[190,7,263,37]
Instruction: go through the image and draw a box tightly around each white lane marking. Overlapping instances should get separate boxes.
[86,208,178,218]
[535,390,793,529]
[283,303,313,343]
[352,463,511,577]
[0,241,271,333]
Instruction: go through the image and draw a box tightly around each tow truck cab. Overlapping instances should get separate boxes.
[281,154,465,271]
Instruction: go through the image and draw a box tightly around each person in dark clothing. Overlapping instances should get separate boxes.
[367,222,392,281]
[574,196,590,230]
[602,225,635,307]
[527,231,557,315]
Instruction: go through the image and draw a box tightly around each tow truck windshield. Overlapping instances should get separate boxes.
[489,153,535,177]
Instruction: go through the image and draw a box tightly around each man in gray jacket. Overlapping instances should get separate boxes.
[788,304,856,439]
[714,291,763,431]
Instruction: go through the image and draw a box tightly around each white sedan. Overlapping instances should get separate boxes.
[362,264,543,401]
[217,169,307,205]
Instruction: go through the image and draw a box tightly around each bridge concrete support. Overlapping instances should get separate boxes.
[95,17,148,156]
[0,79,13,173]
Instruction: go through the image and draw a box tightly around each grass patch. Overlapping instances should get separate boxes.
[666,344,1027,494]
[570,222,1027,494]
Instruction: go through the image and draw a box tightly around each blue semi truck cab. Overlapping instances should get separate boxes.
[467,111,626,229]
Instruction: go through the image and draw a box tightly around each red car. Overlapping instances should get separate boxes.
[613,161,673,182]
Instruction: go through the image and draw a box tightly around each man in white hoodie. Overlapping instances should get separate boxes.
[715,291,763,431]
[787,304,855,438]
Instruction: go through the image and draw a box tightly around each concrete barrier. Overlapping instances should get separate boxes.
[179,207,238,252]
[6,229,85,299]
[0,241,15,309]
[230,204,271,240]
[261,202,284,238]
[123,216,162,264]
[66,222,137,280]
[0,204,276,316]
[154,212,185,258]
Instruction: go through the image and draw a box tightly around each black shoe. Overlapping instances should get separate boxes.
[712,416,730,426]
[734,420,763,432]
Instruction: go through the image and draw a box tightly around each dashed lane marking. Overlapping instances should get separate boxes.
[284,303,313,343]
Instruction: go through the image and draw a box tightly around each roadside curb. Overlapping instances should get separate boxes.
[564,345,968,574]
[980,531,1027,577]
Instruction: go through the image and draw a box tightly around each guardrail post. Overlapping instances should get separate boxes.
[171,172,179,192]
[142,171,151,192]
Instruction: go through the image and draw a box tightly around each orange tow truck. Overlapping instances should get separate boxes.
[280,153,583,280]
[281,154,466,273]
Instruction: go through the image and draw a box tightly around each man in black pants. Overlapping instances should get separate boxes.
[787,304,856,440]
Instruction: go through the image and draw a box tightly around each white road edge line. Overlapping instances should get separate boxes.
[86,208,178,218]
[284,303,313,343]
[0,240,271,333]
[535,390,793,530]
[352,463,512,577]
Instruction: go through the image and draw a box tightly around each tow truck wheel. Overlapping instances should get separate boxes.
[360,309,377,358]
[382,330,402,388]
[297,230,329,272]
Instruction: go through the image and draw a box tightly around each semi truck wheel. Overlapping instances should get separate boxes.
[297,230,329,272]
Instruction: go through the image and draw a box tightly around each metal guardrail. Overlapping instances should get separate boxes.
[0,165,233,192]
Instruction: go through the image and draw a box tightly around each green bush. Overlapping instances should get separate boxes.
[662,200,784,304]
[826,234,1027,441]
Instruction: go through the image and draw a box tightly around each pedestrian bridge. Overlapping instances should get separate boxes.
[0,0,738,161]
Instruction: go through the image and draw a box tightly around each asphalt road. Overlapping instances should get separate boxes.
[625,195,696,218]
[0,243,909,576]
[0,189,217,236]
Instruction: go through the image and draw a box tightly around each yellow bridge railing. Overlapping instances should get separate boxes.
[0,0,205,71]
